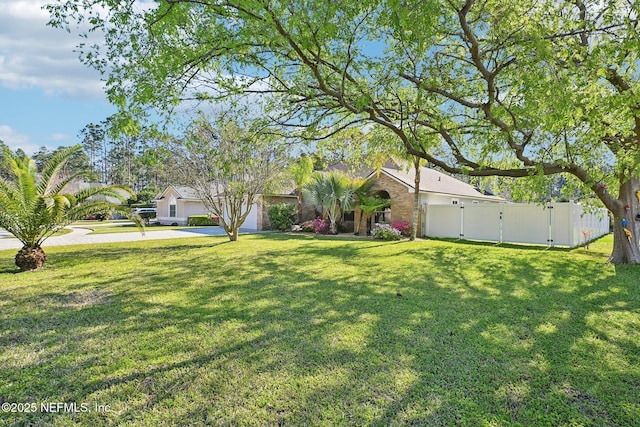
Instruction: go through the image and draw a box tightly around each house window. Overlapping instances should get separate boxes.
[169,196,177,217]
[343,211,355,221]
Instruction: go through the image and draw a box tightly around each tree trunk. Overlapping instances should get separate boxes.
[15,246,47,271]
[330,219,338,235]
[221,220,239,242]
[354,209,362,235]
[297,193,303,224]
[608,178,640,264]
[410,158,421,241]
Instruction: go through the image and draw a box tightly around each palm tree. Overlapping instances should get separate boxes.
[0,145,141,271]
[303,171,358,234]
[290,155,314,223]
[354,195,391,235]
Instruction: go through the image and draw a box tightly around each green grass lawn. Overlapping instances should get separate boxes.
[0,234,638,426]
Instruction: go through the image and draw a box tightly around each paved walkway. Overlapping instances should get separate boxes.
[0,225,255,250]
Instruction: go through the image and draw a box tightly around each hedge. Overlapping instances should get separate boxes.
[187,215,220,226]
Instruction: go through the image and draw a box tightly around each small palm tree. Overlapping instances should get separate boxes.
[290,155,314,223]
[354,195,391,235]
[0,145,141,271]
[304,171,358,234]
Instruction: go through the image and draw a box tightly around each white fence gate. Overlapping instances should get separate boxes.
[424,201,609,248]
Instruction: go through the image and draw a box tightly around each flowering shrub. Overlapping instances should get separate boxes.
[371,223,402,240]
[298,218,330,234]
[300,220,315,232]
[312,217,330,234]
[391,221,411,236]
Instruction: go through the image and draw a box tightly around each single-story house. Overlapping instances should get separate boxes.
[152,169,607,246]
[154,166,501,233]
[153,185,314,230]
[357,166,503,235]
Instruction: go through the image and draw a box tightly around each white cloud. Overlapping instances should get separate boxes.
[0,0,107,99]
[48,133,69,141]
[0,124,41,154]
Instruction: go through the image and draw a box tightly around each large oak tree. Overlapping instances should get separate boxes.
[48,0,640,263]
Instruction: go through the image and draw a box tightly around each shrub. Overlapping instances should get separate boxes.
[371,223,402,241]
[300,219,315,232]
[268,203,297,231]
[312,217,330,234]
[187,214,219,226]
[298,218,330,234]
[391,220,411,236]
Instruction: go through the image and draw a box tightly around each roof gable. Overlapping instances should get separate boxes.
[374,167,501,201]
[155,185,202,201]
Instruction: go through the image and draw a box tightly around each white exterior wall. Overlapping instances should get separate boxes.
[156,190,181,225]
[183,201,210,218]
[155,186,266,229]
[242,203,259,229]
[420,193,491,205]
[424,201,609,248]
[221,201,259,230]
[156,188,210,225]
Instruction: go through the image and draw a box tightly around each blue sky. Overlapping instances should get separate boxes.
[0,0,115,155]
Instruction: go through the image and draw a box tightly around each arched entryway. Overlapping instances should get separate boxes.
[372,190,391,224]
[361,190,391,234]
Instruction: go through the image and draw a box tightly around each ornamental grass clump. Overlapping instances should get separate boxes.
[371,223,402,241]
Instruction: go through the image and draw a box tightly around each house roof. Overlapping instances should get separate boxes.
[154,184,296,201]
[154,185,205,201]
[372,167,503,201]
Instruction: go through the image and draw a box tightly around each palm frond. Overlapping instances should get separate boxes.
[10,155,37,210]
[36,145,84,196]
[48,170,92,197]
[0,146,141,249]
[72,184,134,205]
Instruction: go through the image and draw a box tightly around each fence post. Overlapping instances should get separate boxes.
[499,203,504,244]
[547,203,554,248]
[459,204,464,240]
[568,200,575,248]
[422,203,428,237]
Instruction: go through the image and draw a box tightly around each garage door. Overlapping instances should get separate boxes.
[241,203,259,230]
[222,202,259,230]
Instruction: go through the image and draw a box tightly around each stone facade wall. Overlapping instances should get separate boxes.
[355,172,422,236]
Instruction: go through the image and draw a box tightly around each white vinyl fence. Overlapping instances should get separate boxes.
[424,201,610,248]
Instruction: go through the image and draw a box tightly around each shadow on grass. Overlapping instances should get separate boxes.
[0,234,638,425]
[425,236,574,252]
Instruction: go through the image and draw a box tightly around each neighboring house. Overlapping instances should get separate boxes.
[358,166,503,235]
[154,185,313,230]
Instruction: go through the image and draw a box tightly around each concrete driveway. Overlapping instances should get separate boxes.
[0,225,257,251]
